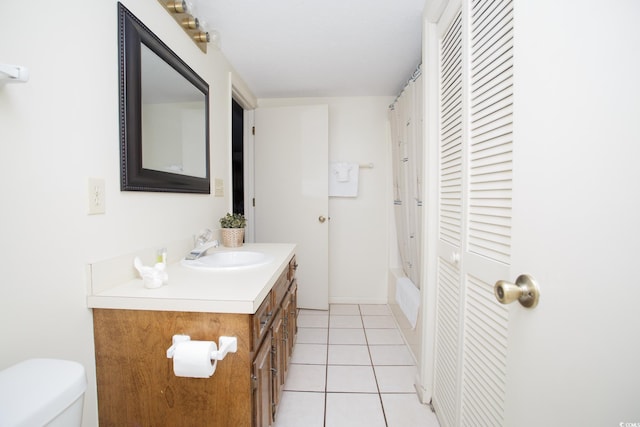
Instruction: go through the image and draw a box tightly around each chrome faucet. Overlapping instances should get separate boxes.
[185,240,219,260]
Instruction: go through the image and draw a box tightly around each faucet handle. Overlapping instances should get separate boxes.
[195,228,213,246]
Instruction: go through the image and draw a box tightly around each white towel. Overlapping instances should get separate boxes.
[334,162,352,182]
[396,277,420,328]
[329,162,359,197]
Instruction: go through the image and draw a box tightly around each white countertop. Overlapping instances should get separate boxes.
[87,243,296,314]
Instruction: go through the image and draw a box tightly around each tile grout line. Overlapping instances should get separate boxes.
[295,305,412,427]
[323,307,330,427]
[361,306,390,427]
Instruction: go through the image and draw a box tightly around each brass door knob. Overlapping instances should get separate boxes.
[318,215,327,223]
[494,274,540,308]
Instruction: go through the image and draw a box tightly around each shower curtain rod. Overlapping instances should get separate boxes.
[389,63,422,110]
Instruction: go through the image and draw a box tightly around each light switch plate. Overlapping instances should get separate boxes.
[88,178,106,215]
[214,178,224,197]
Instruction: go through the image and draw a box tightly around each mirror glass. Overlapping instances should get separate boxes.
[140,45,207,178]
[119,3,210,193]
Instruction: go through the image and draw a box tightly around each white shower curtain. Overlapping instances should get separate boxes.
[390,68,423,288]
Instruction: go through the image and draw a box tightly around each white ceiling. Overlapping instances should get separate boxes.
[190,0,425,98]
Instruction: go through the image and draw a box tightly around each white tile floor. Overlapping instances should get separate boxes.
[273,304,440,427]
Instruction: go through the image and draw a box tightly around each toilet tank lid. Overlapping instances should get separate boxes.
[0,358,87,427]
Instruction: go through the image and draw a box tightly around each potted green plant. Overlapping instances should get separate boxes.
[219,212,246,247]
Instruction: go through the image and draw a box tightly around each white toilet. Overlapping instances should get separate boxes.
[0,358,87,427]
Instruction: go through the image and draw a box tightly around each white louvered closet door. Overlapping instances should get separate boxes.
[432,0,513,426]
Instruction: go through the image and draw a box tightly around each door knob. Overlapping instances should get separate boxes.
[494,274,540,308]
[318,215,326,223]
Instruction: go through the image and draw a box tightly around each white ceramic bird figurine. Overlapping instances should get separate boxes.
[134,257,168,288]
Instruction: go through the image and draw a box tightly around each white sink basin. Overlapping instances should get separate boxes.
[181,250,273,270]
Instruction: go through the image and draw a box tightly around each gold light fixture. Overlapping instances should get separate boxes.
[166,0,186,13]
[158,0,215,53]
[193,32,210,43]
[181,16,199,30]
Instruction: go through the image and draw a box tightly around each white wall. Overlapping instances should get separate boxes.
[0,1,242,425]
[258,97,395,303]
[0,3,399,425]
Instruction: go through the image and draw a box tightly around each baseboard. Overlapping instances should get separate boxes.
[328,297,388,305]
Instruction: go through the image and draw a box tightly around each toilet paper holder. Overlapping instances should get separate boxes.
[166,334,238,361]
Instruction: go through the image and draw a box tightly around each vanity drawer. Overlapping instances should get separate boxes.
[287,256,298,281]
[272,273,290,308]
[252,295,273,351]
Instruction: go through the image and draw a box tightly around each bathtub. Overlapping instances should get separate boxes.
[387,268,422,364]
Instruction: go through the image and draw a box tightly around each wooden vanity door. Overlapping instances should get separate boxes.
[271,307,286,417]
[282,281,297,377]
[252,330,273,427]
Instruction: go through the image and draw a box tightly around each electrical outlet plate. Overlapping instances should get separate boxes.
[88,178,106,215]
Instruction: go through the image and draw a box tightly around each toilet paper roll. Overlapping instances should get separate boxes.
[172,340,217,378]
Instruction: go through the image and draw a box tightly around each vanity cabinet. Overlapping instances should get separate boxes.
[92,255,297,427]
[252,259,298,427]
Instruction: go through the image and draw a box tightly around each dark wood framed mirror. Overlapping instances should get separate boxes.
[118,2,210,193]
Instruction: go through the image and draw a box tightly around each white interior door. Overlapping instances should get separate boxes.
[254,105,329,310]
[505,1,640,425]
[428,0,640,426]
